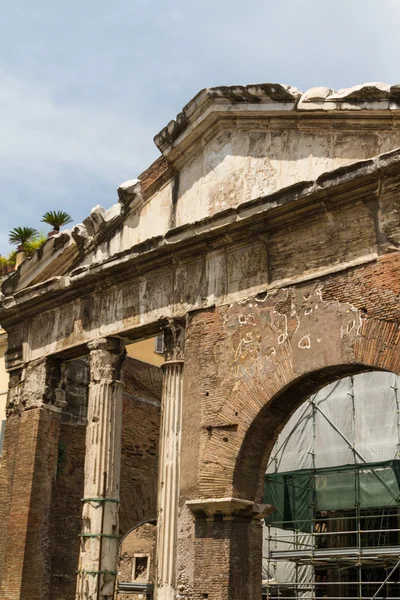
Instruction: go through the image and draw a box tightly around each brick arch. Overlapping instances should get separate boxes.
[231,315,400,504]
[193,281,400,503]
[185,313,400,600]
[233,364,375,503]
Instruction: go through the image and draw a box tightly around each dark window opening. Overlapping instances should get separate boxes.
[134,556,149,580]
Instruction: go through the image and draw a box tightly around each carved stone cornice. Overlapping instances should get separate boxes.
[159,317,186,363]
[1,149,397,331]
[186,497,275,521]
[87,337,126,383]
[154,82,400,166]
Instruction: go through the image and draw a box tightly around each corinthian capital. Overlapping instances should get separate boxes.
[87,337,126,382]
[159,317,186,362]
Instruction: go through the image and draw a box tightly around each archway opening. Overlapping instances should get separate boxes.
[116,518,157,599]
[260,371,400,599]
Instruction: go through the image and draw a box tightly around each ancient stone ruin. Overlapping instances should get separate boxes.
[1,82,400,600]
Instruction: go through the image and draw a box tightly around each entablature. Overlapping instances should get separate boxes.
[1,146,399,363]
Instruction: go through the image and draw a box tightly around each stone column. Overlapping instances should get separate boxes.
[156,318,186,600]
[0,356,66,600]
[76,338,126,600]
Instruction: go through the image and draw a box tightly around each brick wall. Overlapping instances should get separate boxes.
[0,413,21,589]
[120,358,161,536]
[49,423,86,600]
[192,518,262,600]
[0,408,60,600]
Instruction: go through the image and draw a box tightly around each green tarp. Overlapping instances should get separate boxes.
[264,460,400,532]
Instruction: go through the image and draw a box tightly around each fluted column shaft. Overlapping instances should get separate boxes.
[156,319,185,600]
[76,338,126,600]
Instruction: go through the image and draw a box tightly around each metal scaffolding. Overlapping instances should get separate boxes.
[262,372,400,600]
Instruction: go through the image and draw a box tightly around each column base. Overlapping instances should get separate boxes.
[157,583,176,600]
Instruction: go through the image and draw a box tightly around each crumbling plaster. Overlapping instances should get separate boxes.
[173,260,400,600]
[173,125,400,226]
[181,284,363,499]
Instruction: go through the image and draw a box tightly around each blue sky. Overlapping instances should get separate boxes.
[1,0,399,255]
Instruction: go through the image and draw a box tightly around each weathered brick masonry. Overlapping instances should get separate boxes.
[177,252,400,600]
[120,357,161,535]
[1,408,60,600]
[50,422,86,600]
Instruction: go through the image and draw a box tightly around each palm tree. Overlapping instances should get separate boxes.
[8,226,39,251]
[41,210,73,234]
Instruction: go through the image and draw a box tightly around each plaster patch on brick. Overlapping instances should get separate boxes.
[298,335,311,349]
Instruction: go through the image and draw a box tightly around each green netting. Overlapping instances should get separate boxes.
[264,460,400,532]
[359,461,400,507]
[315,468,356,511]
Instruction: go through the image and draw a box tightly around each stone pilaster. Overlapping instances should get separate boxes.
[156,318,185,600]
[76,337,126,600]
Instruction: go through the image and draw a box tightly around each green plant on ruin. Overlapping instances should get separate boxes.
[4,228,47,274]
[41,210,73,232]
[0,251,17,275]
[0,256,9,273]
[24,234,47,256]
[8,226,39,250]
